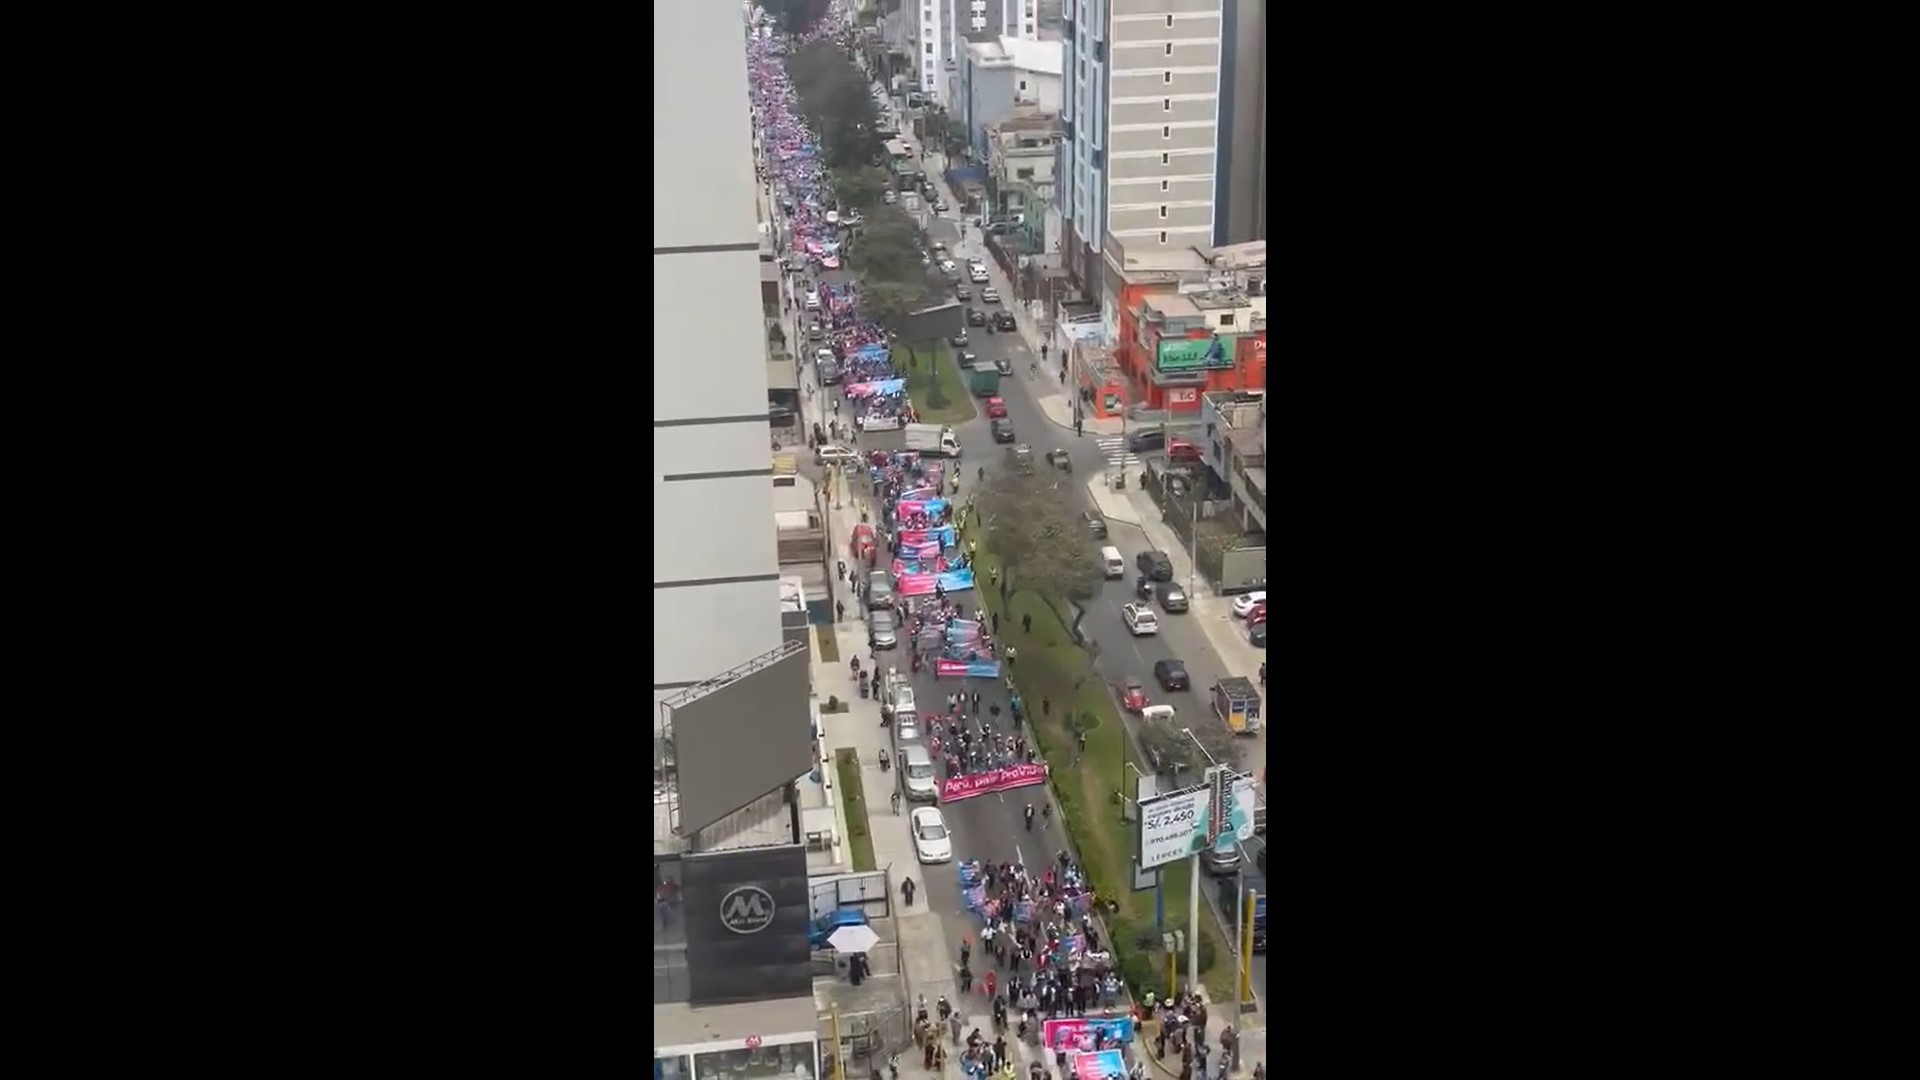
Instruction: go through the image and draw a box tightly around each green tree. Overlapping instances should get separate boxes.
[831,165,892,211]
[978,471,1104,644]
[787,44,883,170]
[860,279,932,339]
[920,105,968,157]
[848,205,924,281]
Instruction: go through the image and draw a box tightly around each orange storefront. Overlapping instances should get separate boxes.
[1115,297,1268,413]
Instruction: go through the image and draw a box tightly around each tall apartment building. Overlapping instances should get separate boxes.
[1058,0,1264,305]
[1217,0,1266,245]
[653,0,820,1048]
[1058,0,1223,306]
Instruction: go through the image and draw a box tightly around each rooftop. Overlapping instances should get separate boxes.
[966,35,1064,76]
[1142,294,1202,319]
[655,995,820,1052]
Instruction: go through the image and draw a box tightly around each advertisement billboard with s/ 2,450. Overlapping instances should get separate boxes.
[1137,769,1257,870]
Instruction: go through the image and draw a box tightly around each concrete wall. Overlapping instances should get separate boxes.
[654,0,785,703]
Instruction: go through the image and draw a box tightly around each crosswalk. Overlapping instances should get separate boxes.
[1095,436,1144,471]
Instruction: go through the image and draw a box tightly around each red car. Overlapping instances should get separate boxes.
[1120,678,1149,713]
[986,396,1008,419]
[1247,601,1266,627]
[1168,438,1202,463]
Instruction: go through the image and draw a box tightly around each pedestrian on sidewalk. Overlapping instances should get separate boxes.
[1021,612,1032,634]
[836,600,846,622]
[902,875,917,907]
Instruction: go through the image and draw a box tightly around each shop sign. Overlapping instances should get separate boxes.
[1169,388,1198,405]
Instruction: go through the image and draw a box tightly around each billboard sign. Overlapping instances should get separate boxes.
[1137,769,1257,870]
[1155,332,1238,372]
[682,845,813,1003]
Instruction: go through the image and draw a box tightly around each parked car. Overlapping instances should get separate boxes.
[1157,582,1190,612]
[985,396,1008,419]
[1168,438,1202,463]
[1120,679,1149,712]
[995,357,1013,376]
[967,308,987,326]
[982,287,1000,303]
[991,418,1017,443]
[955,284,972,300]
[911,807,953,863]
[992,311,1016,331]
[938,259,958,275]
[883,190,898,204]
[1232,591,1268,618]
[1127,429,1167,453]
[1137,550,1174,582]
[867,570,895,609]
[1249,622,1267,648]
[868,608,898,648]
[1247,601,1267,626]
[1081,511,1108,539]
[816,444,861,466]
[969,266,990,284]
[1154,659,1191,691]
[808,908,868,949]
[950,329,970,346]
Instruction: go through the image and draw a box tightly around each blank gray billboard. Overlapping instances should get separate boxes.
[901,301,963,343]
[669,645,813,836]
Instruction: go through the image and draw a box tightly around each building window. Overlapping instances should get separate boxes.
[1161,152,1169,165]
[1163,98,1171,111]
[927,43,934,54]
[1094,41,1105,62]
[1162,125,1170,138]
[1159,205,1168,218]
[1167,14,1175,28]
[1159,231,1168,244]
[1161,179,1169,191]
[1165,43,1173,56]
[1016,167,1034,179]
[1164,71,1173,83]
[1020,80,1028,91]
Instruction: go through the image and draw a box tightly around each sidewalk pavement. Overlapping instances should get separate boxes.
[925,157,1123,439]
[1138,988,1269,1079]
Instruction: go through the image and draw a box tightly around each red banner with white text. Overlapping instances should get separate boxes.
[938,762,1049,803]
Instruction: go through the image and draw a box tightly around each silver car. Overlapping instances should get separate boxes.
[868,608,898,649]
[866,570,895,609]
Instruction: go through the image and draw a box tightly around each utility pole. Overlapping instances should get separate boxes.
[1182,728,1249,1003]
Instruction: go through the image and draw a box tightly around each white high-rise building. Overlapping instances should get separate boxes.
[653,0,784,707]
[1058,0,1223,297]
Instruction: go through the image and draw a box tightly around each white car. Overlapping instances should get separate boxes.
[969,266,990,284]
[1123,603,1160,636]
[816,444,861,466]
[938,259,958,275]
[981,287,999,303]
[804,291,821,311]
[1231,591,1268,618]
[884,190,898,204]
[825,210,840,225]
[911,807,953,864]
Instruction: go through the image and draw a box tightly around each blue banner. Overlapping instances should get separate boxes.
[937,568,975,593]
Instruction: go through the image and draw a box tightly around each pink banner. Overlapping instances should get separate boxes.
[898,573,937,596]
[939,762,1049,803]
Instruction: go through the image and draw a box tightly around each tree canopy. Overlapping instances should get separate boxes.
[831,165,892,211]
[787,43,884,171]
[978,470,1104,643]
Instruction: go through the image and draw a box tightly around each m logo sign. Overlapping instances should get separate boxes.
[720,885,776,934]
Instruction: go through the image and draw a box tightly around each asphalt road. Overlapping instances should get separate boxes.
[790,195,1268,1000]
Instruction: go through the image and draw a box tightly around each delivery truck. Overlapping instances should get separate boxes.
[968,364,1000,397]
[869,424,962,457]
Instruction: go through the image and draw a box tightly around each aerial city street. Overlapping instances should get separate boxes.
[655,4,1266,1080]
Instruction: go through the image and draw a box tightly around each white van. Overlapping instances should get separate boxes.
[900,745,939,801]
[1100,546,1126,579]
